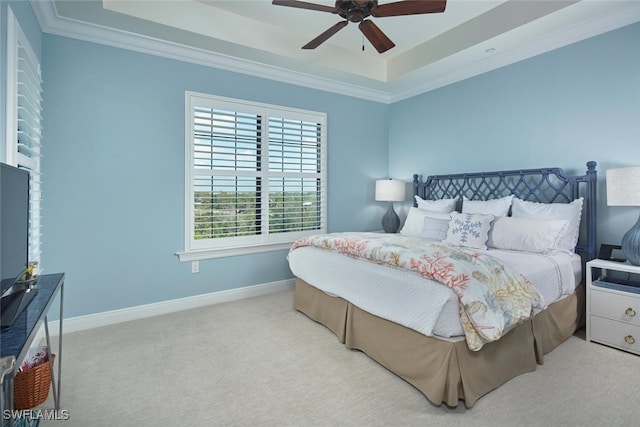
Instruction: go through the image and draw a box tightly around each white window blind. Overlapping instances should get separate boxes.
[5,7,43,267]
[267,117,324,235]
[181,92,327,260]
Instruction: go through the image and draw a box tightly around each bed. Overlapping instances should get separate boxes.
[287,161,598,408]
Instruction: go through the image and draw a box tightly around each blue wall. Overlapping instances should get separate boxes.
[40,36,389,318]
[389,23,640,250]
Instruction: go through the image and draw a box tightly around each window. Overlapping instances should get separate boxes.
[5,6,43,268]
[179,92,327,260]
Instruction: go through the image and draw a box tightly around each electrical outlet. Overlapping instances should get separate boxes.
[191,261,199,273]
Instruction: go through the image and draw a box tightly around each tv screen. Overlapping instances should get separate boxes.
[1,162,30,293]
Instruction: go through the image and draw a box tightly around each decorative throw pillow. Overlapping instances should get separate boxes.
[400,207,451,238]
[414,196,457,213]
[420,216,450,241]
[487,217,570,253]
[511,197,583,252]
[462,195,513,217]
[443,212,495,249]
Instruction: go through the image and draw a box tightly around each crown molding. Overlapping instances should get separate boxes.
[31,1,639,105]
[30,0,392,103]
[389,1,640,103]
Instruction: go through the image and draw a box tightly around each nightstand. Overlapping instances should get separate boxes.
[586,259,640,355]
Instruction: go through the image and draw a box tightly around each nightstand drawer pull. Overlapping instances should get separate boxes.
[624,335,635,345]
[625,307,636,317]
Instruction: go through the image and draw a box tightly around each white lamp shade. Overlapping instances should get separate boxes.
[375,179,405,202]
[606,166,640,206]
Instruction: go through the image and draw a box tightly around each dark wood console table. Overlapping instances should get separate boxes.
[1,273,64,425]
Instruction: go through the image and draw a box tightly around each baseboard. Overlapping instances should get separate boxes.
[34,279,295,342]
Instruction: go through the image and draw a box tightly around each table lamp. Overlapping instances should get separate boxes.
[606,166,640,265]
[375,179,405,233]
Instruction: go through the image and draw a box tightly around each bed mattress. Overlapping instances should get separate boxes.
[288,245,581,339]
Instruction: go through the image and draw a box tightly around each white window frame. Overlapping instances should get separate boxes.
[177,92,327,261]
[5,6,43,268]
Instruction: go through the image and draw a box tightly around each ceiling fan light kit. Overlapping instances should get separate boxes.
[273,0,447,53]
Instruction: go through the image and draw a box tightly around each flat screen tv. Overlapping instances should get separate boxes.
[1,162,35,328]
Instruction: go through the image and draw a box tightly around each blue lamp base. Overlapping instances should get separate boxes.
[381,202,400,233]
[622,212,640,266]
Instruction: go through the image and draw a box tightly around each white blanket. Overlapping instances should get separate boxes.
[288,244,581,339]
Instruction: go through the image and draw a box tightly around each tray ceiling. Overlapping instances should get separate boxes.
[32,1,640,102]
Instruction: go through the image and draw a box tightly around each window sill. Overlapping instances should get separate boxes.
[176,241,293,262]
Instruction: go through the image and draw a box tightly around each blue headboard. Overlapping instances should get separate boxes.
[412,161,598,261]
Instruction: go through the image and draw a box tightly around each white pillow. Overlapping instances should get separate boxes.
[511,197,583,252]
[443,212,494,250]
[414,195,457,213]
[487,217,569,253]
[462,195,513,217]
[420,216,450,241]
[400,207,451,237]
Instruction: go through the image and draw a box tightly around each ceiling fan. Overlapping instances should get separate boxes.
[272,0,447,53]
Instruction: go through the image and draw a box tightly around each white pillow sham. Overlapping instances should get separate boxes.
[462,195,513,217]
[487,217,569,253]
[400,207,451,238]
[511,197,583,252]
[414,195,457,213]
[443,212,494,250]
[421,216,451,241]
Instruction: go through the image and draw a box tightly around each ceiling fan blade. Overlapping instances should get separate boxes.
[372,0,447,17]
[358,20,395,53]
[302,21,349,49]
[272,0,337,14]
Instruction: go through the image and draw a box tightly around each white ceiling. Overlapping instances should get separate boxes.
[32,0,640,102]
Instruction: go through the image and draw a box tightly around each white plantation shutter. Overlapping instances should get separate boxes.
[183,93,327,258]
[267,117,324,234]
[6,7,43,267]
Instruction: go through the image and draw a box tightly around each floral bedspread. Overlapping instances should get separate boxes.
[290,232,544,351]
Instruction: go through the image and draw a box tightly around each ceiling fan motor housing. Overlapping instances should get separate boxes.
[336,0,377,22]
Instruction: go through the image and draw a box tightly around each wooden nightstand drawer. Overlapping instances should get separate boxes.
[590,316,640,355]
[590,286,640,326]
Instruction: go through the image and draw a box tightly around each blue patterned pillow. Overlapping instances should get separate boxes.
[443,212,495,249]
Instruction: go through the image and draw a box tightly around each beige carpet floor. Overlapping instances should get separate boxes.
[33,289,640,426]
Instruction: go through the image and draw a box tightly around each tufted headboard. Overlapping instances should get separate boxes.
[413,161,598,261]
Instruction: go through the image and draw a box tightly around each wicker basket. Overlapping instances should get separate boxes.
[13,354,55,410]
